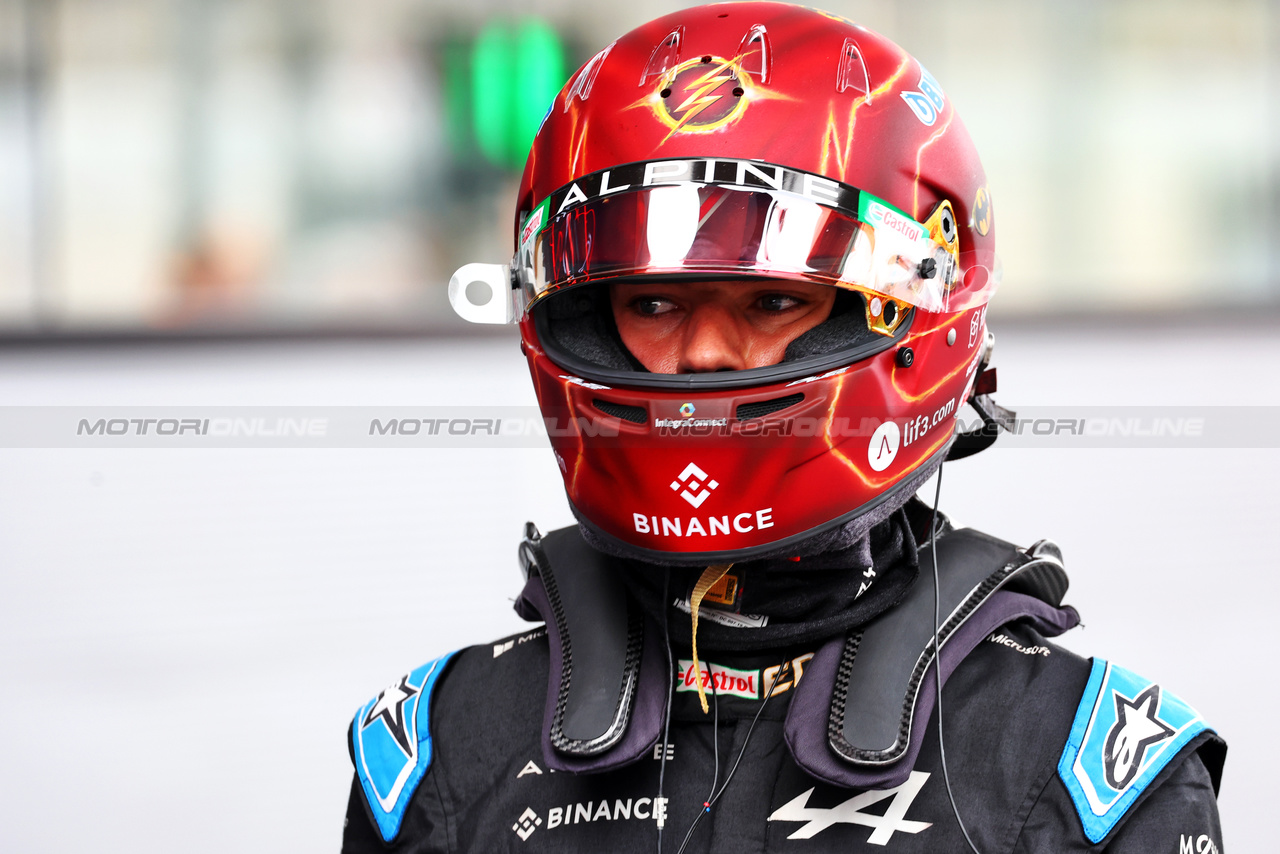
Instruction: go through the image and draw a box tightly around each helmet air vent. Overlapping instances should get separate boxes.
[837,38,870,98]
[736,393,804,420]
[593,398,648,424]
[737,24,771,83]
[640,28,684,86]
[564,42,615,111]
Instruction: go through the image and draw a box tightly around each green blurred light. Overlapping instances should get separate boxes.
[443,38,472,158]
[468,19,566,170]
[470,24,512,167]
[512,20,565,166]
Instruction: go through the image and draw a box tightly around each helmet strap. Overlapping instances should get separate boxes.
[689,563,734,714]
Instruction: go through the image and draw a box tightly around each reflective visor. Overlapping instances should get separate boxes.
[515,159,995,315]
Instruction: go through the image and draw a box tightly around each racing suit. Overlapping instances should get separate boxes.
[342,514,1226,853]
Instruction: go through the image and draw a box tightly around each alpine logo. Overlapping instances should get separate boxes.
[671,462,718,508]
[1103,684,1175,790]
[768,771,932,845]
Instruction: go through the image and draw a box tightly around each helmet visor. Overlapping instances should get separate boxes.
[516,159,994,316]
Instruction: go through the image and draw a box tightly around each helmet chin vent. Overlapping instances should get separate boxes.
[736,393,804,420]
[593,398,648,424]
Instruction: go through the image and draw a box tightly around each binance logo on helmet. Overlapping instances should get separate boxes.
[637,461,774,541]
[632,509,775,541]
[448,1,1006,564]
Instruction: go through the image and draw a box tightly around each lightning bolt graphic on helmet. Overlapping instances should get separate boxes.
[663,59,739,141]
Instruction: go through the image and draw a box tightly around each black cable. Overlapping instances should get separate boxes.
[674,675,722,854]
[707,673,721,817]
[708,659,788,807]
[674,657,793,854]
[657,568,674,853]
[930,462,983,854]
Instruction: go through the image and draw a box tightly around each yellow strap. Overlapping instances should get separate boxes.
[689,563,733,714]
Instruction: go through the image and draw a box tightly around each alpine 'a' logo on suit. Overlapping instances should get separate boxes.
[1103,684,1175,790]
[768,771,932,844]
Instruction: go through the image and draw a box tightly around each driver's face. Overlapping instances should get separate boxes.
[610,280,837,374]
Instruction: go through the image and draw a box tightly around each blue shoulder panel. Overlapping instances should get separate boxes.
[1057,658,1210,843]
[351,651,457,843]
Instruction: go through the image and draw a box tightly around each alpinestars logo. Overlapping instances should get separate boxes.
[671,462,719,508]
[768,771,932,845]
[512,807,542,841]
[1104,684,1175,789]
[361,675,419,755]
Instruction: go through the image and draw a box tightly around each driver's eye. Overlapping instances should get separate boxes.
[634,297,674,315]
[758,294,801,312]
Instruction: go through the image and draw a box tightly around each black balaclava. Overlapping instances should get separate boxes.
[613,498,937,654]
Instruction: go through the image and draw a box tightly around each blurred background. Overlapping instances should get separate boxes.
[0,0,1277,335]
[1,1,1277,852]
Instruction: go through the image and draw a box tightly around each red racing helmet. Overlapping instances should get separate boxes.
[450,2,1003,565]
